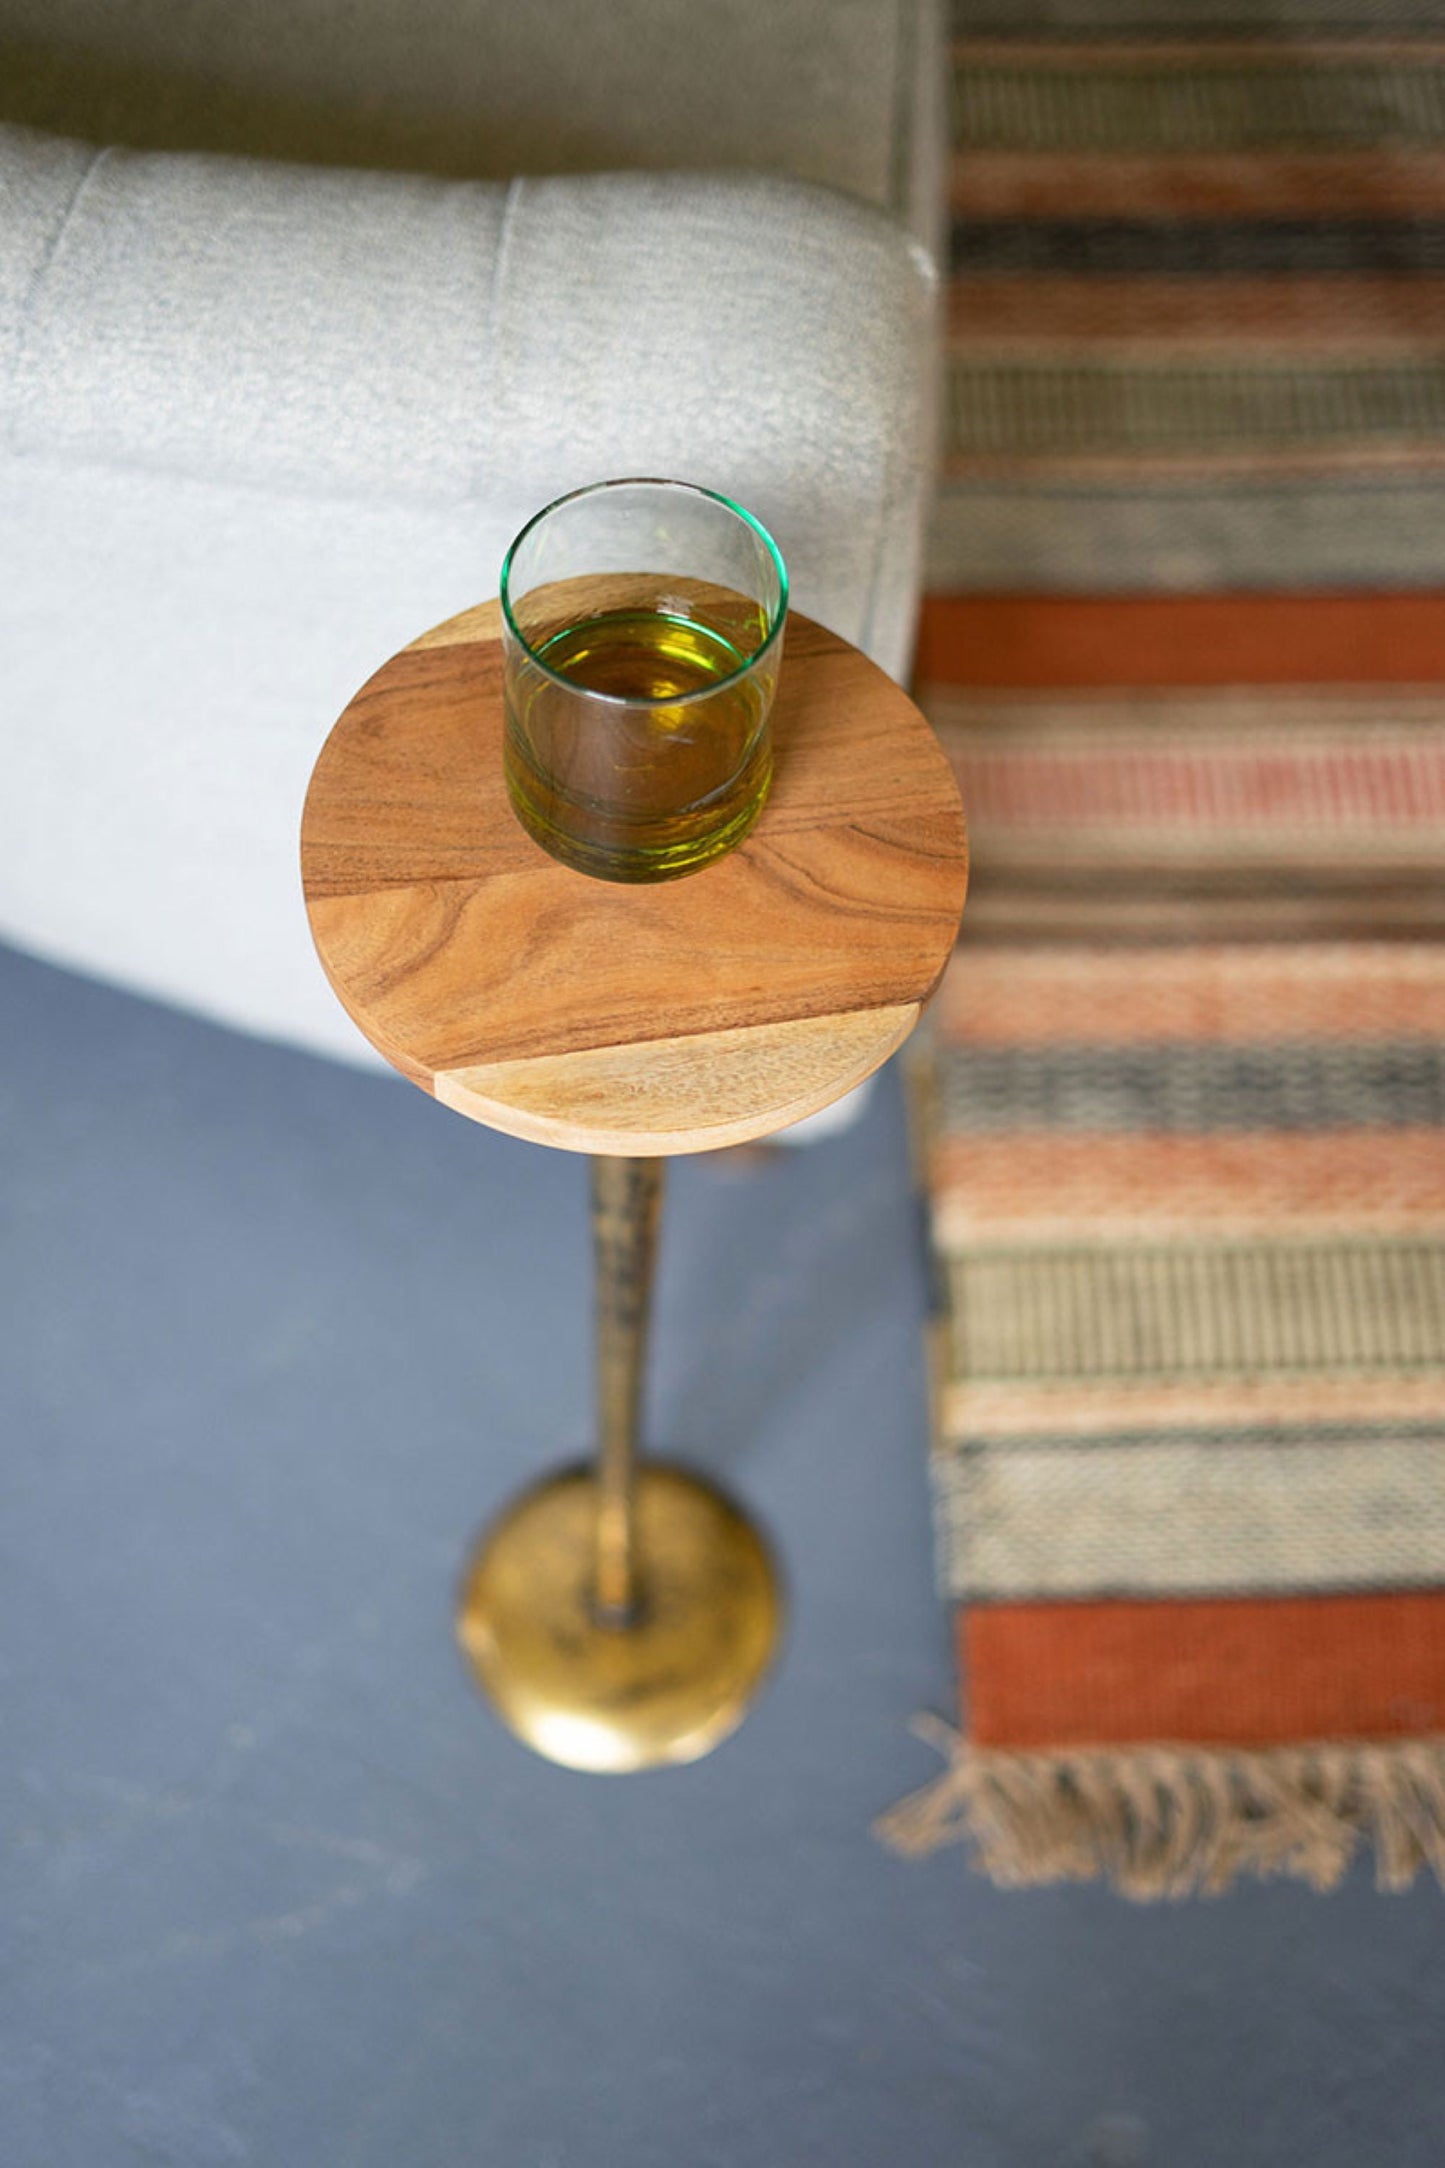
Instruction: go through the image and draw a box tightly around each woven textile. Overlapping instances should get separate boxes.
[931,31,1445,590]
[883,27,1445,1896]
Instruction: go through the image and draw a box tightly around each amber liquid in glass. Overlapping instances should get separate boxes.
[504,606,774,882]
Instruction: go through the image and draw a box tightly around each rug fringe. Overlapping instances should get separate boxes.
[875,1721,1445,1898]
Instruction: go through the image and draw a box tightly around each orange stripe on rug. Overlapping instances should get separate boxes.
[964,1589,1445,1748]
[951,151,1445,220]
[915,595,1445,690]
[934,944,1445,1045]
[950,276,1445,350]
[946,738,1445,830]
[931,1129,1445,1238]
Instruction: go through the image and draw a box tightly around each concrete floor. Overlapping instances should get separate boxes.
[3,938,1443,2168]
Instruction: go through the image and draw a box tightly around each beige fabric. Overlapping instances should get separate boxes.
[0,0,946,254]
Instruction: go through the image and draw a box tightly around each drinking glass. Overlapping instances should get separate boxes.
[500,479,788,882]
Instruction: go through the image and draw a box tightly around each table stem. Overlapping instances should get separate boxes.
[591,1155,664,1627]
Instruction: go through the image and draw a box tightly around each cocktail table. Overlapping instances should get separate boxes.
[301,596,966,1771]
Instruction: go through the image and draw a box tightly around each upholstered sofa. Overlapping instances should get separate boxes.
[0,0,944,1079]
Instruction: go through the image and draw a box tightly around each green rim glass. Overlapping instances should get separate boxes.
[499,479,788,883]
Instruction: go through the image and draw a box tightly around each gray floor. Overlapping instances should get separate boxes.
[3,939,1443,2168]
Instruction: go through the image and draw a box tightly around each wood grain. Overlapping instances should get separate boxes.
[435,1004,921,1155]
[302,599,968,1154]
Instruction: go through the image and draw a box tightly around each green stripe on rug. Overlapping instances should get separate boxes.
[936,1422,1445,1599]
[944,1241,1445,1381]
[953,56,1445,153]
[949,360,1445,457]
[938,1042,1445,1131]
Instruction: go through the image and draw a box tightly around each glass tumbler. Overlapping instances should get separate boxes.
[500,479,788,882]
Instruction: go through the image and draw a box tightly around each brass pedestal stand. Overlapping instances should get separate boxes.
[301,598,966,1769]
[457,1159,780,1771]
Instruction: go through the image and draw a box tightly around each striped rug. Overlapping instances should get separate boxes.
[880,24,1445,1897]
[931,27,1445,592]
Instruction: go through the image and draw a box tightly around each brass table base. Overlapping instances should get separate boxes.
[457,1463,782,1772]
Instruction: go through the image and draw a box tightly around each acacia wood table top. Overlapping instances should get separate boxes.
[301,599,967,1155]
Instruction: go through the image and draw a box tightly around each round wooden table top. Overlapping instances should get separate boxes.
[301,599,967,1155]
